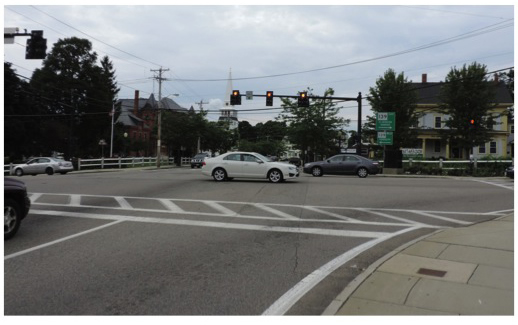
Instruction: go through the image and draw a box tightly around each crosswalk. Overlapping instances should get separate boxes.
[28,193,510,237]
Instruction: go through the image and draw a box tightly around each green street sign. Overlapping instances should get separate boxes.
[377,131,393,145]
[376,112,396,131]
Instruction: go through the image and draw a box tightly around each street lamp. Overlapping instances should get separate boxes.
[156,93,180,168]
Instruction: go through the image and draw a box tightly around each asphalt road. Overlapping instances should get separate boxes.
[4,168,514,315]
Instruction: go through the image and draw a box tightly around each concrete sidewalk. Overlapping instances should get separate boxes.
[324,213,514,315]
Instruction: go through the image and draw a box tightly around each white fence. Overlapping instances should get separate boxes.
[4,157,513,175]
[3,156,188,175]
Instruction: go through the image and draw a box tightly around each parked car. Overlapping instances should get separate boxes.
[202,152,299,183]
[12,157,74,176]
[191,153,210,168]
[303,154,379,178]
[505,165,514,179]
[4,177,31,240]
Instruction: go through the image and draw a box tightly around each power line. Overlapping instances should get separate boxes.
[171,20,513,82]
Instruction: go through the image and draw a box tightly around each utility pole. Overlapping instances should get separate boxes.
[195,99,209,111]
[151,67,169,168]
[194,99,208,153]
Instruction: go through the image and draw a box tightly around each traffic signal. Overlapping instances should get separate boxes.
[266,91,273,106]
[469,119,475,125]
[25,30,47,60]
[298,91,309,107]
[230,90,241,105]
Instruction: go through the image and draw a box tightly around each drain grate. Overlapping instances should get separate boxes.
[417,268,447,277]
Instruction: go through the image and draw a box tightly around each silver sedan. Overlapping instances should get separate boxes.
[12,157,74,176]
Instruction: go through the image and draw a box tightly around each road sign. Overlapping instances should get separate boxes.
[376,112,395,131]
[377,131,393,145]
[246,91,253,100]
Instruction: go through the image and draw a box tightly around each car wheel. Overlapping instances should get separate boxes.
[4,198,21,240]
[212,168,227,182]
[268,169,283,183]
[311,166,323,177]
[14,169,24,177]
[357,167,368,178]
[46,167,54,175]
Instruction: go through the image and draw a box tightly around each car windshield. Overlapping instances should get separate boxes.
[194,154,206,159]
[254,153,272,162]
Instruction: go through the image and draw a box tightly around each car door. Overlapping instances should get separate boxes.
[23,158,39,174]
[241,154,268,178]
[221,153,243,177]
[342,155,361,174]
[326,155,345,174]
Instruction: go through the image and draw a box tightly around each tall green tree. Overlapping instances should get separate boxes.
[30,37,118,158]
[365,69,419,149]
[438,63,497,159]
[277,88,349,161]
[4,63,43,160]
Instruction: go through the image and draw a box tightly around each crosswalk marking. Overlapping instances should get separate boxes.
[28,192,510,230]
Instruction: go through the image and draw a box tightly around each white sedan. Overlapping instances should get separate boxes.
[202,152,299,183]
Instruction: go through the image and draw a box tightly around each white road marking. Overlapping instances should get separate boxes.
[158,199,184,213]
[27,209,390,239]
[411,210,472,225]
[262,226,420,315]
[253,203,300,220]
[4,220,124,260]
[467,178,514,190]
[27,193,509,229]
[114,196,133,209]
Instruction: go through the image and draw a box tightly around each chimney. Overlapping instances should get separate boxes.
[422,73,427,83]
[133,90,139,116]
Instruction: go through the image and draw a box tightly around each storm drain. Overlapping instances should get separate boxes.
[417,268,447,278]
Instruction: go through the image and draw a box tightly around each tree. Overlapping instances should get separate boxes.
[29,37,119,158]
[438,63,497,159]
[277,88,349,161]
[365,69,419,150]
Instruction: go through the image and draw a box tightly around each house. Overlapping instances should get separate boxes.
[412,74,513,159]
[115,90,187,156]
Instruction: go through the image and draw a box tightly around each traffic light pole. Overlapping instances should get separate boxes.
[234,92,363,155]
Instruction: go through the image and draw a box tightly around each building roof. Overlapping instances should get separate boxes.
[115,94,187,126]
[411,82,514,105]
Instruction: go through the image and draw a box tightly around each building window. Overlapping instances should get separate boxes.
[434,140,441,153]
[479,145,486,154]
[490,141,497,154]
[434,116,441,128]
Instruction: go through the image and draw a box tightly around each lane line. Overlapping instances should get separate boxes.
[262,226,420,315]
[468,178,514,191]
[4,220,124,260]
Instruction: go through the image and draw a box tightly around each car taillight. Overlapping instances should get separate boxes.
[202,161,206,166]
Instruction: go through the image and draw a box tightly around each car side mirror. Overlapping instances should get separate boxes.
[327,160,331,163]
[256,159,264,164]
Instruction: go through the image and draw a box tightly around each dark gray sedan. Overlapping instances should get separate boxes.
[303,154,380,178]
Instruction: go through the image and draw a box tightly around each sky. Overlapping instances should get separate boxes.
[3,1,515,129]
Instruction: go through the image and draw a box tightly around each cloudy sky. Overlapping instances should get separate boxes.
[3,2,515,128]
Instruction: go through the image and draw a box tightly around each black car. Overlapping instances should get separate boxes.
[505,165,514,179]
[4,177,31,239]
[191,153,210,168]
[303,154,379,178]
